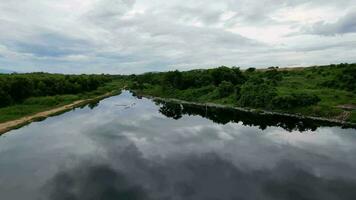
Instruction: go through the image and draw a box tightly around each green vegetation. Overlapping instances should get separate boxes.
[127,64,356,123]
[239,79,277,108]
[0,73,125,123]
[1,63,355,125]
[0,73,113,107]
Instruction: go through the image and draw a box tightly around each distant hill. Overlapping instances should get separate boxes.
[0,69,15,74]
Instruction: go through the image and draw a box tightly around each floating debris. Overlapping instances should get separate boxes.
[116,103,136,109]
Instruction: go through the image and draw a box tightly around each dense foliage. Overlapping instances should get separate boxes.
[129,66,284,108]
[239,81,277,108]
[127,63,356,122]
[0,73,112,107]
[218,81,235,98]
[320,63,356,92]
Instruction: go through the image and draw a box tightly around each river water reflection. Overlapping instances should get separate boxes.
[0,91,356,200]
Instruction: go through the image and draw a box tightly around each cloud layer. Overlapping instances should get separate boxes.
[0,0,356,73]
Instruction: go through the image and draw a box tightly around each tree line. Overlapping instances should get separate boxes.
[128,66,313,109]
[0,73,112,107]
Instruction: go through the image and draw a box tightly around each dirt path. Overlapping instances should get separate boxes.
[337,104,356,111]
[0,92,117,135]
[335,111,351,121]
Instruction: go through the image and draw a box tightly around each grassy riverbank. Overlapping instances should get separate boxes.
[0,80,125,124]
[126,63,356,123]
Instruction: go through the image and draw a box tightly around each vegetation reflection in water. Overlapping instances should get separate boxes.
[153,99,354,132]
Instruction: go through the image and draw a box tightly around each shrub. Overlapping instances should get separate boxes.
[272,93,321,109]
[217,81,234,97]
[239,82,277,108]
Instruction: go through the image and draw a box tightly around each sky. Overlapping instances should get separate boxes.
[0,0,356,74]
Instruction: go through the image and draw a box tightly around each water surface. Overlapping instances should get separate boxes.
[1,91,356,200]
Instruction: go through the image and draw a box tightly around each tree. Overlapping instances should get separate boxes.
[0,73,111,108]
[231,67,246,84]
[0,88,12,107]
[163,70,183,89]
[246,68,256,73]
[9,77,34,102]
[211,66,237,85]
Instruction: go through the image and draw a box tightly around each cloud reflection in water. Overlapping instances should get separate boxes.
[0,91,355,200]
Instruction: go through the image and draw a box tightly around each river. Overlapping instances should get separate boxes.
[0,91,356,200]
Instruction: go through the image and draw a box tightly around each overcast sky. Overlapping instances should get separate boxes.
[0,0,356,74]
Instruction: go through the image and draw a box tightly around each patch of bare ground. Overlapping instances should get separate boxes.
[334,111,351,121]
[337,104,356,111]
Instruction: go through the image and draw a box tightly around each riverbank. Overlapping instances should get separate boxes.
[0,91,119,135]
[135,92,356,128]
[126,64,356,123]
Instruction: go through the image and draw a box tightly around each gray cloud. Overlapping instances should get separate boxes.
[9,33,92,58]
[89,0,135,18]
[0,0,356,73]
[308,11,356,35]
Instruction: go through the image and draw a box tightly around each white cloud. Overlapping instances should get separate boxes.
[0,0,355,74]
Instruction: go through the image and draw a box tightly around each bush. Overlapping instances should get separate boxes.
[217,81,234,97]
[239,82,277,108]
[272,93,321,109]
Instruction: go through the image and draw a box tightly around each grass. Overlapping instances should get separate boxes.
[350,111,356,122]
[274,69,356,121]
[0,80,126,123]
[0,95,79,123]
